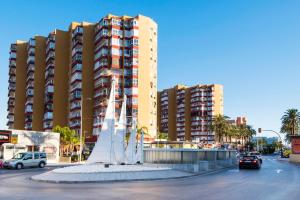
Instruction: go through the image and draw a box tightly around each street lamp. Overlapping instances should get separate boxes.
[79,97,92,163]
[258,128,283,157]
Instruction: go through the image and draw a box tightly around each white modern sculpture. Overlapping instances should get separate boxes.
[87,78,142,165]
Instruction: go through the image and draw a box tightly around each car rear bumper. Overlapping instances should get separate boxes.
[239,163,260,168]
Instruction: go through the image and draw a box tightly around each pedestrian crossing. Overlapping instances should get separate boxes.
[262,158,276,161]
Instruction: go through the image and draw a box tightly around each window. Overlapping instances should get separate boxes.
[34,153,39,159]
[25,154,33,160]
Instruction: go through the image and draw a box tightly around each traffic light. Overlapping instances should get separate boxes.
[258,128,262,133]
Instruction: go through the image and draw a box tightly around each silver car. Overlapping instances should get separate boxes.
[3,152,47,170]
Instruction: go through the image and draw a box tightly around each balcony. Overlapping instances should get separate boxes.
[8,83,16,91]
[28,47,35,55]
[45,68,54,78]
[27,56,35,64]
[44,112,53,120]
[43,121,53,130]
[70,73,82,83]
[26,89,34,97]
[70,102,81,110]
[9,77,16,83]
[29,38,36,47]
[73,26,83,35]
[9,53,16,60]
[8,91,15,98]
[46,42,55,53]
[25,99,33,106]
[46,52,55,63]
[25,105,33,113]
[70,82,82,92]
[26,74,34,82]
[9,60,16,67]
[10,44,17,51]
[69,111,81,119]
[7,116,14,122]
[72,47,83,57]
[72,63,82,74]
[27,64,35,73]
[46,85,54,93]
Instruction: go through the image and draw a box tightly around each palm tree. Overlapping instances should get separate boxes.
[227,125,239,144]
[280,109,300,142]
[209,114,230,144]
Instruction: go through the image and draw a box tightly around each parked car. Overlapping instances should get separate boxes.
[239,155,261,169]
[250,152,263,163]
[3,152,47,170]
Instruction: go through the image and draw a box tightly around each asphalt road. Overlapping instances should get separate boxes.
[0,156,300,200]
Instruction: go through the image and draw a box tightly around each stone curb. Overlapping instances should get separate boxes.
[30,166,236,184]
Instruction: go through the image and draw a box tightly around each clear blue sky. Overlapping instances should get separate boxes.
[1,0,300,137]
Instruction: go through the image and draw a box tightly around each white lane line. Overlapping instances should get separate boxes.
[276,169,283,174]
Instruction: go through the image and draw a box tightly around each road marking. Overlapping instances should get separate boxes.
[276,169,283,174]
[228,169,239,173]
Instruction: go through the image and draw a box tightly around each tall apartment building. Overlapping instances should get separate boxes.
[7,41,28,130]
[92,15,157,136]
[157,84,223,143]
[25,36,47,131]
[7,14,158,139]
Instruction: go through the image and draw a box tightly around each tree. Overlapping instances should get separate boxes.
[227,125,239,144]
[280,109,300,142]
[236,125,256,146]
[52,125,80,156]
[209,115,230,144]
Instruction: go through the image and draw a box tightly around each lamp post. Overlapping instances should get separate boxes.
[258,128,283,157]
[79,97,92,163]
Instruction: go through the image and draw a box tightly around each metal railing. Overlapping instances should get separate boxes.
[144,148,236,164]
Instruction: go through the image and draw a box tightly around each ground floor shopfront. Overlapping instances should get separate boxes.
[0,130,60,163]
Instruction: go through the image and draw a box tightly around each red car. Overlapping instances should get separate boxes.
[239,155,261,169]
[0,160,3,169]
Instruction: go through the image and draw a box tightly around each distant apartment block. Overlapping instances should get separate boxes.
[157,84,223,143]
[7,14,158,139]
[228,116,247,126]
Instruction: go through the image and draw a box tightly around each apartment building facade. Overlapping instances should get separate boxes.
[7,14,158,139]
[157,84,223,143]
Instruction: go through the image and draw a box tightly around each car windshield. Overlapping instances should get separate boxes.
[12,153,27,159]
[250,153,260,156]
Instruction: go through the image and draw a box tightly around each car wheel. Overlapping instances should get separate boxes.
[16,163,23,170]
[39,162,45,168]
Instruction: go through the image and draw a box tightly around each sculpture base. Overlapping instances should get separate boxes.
[31,164,192,183]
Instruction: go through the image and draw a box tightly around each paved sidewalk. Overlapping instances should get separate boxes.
[47,162,85,168]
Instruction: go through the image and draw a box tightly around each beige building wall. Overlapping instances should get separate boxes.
[14,41,28,130]
[137,15,158,138]
[32,36,46,131]
[185,88,191,141]
[52,30,70,127]
[81,22,95,137]
[167,88,176,141]
[213,84,224,116]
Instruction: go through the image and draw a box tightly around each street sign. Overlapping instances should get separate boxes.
[0,130,11,144]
